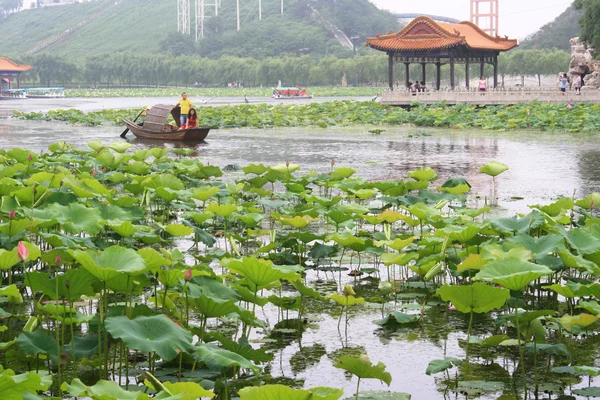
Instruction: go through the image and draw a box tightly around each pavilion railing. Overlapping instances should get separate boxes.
[380,88,600,105]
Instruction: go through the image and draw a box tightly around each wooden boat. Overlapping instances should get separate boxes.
[124,104,210,141]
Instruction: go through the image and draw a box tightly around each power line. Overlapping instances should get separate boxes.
[500,2,572,17]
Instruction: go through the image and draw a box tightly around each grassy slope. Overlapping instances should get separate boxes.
[0,0,396,61]
[520,5,582,51]
[0,0,114,55]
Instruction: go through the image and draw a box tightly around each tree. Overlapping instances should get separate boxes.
[574,0,600,50]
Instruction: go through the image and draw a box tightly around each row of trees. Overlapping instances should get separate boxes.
[17,49,571,88]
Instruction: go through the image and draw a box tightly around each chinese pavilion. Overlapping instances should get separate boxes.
[0,56,32,94]
[366,16,518,90]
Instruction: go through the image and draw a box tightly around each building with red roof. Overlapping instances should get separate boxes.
[366,16,518,90]
[0,56,32,95]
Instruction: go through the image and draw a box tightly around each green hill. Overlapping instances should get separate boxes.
[520,5,582,51]
[0,0,398,61]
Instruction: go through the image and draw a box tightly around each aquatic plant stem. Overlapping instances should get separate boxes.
[515,305,527,400]
[355,377,361,400]
[55,267,62,396]
[465,309,473,363]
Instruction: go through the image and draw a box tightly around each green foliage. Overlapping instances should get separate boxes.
[521,5,583,51]
[575,0,600,50]
[334,356,392,386]
[17,101,600,133]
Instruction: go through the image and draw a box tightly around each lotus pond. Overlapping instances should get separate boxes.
[0,121,598,400]
[13,101,600,132]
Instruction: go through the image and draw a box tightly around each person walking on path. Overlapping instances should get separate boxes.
[176,92,193,126]
[560,74,568,95]
[575,74,582,95]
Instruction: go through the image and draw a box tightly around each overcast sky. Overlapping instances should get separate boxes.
[370,0,574,39]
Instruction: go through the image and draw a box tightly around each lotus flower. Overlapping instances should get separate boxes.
[567,104,573,109]
[27,154,32,162]
[286,161,290,167]
[184,269,193,282]
[55,255,62,265]
[8,210,15,220]
[17,242,28,261]
[65,279,70,288]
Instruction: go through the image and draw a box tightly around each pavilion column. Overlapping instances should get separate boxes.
[436,62,441,90]
[388,54,394,91]
[480,56,485,78]
[404,62,410,88]
[465,56,470,89]
[421,63,426,85]
[493,56,498,88]
[17,75,21,89]
[450,56,455,90]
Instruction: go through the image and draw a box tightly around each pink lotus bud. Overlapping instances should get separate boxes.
[184,269,193,282]
[8,210,15,220]
[103,167,107,173]
[55,255,62,265]
[591,201,596,209]
[331,159,335,166]
[17,242,29,261]
[65,279,70,288]
[567,104,573,109]
[286,161,290,167]
[92,169,97,177]
[448,304,456,311]
[27,154,32,162]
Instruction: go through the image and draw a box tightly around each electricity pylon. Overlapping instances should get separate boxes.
[470,0,499,36]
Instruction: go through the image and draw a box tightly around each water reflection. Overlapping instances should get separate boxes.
[1,119,600,215]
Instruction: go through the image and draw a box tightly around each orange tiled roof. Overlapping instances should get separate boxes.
[0,56,32,73]
[366,16,518,52]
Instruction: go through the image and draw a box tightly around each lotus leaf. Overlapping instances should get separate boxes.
[162,382,214,399]
[334,356,392,386]
[425,357,462,375]
[329,294,366,306]
[226,256,297,291]
[408,167,438,182]
[437,283,509,314]
[572,387,600,397]
[75,246,146,281]
[479,161,509,177]
[206,202,238,218]
[457,254,485,272]
[61,378,151,399]
[525,343,571,357]
[0,369,50,400]
[578,300,600,315]
[348,392,411,400]
[194,343,260,373]
[557,313,599,330]
[0,284,23,304]
[373,312,418,326]
[166,224,194,237]
[105,315,192,361]
[16,330,57,361]
[474,259,552,291]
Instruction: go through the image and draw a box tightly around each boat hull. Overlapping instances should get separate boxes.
[272,96,313,100]
[125,120,210,141]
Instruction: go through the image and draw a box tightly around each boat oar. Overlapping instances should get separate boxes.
[120,108,146,138]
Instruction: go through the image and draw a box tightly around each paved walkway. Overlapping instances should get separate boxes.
[381,89,600,105]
